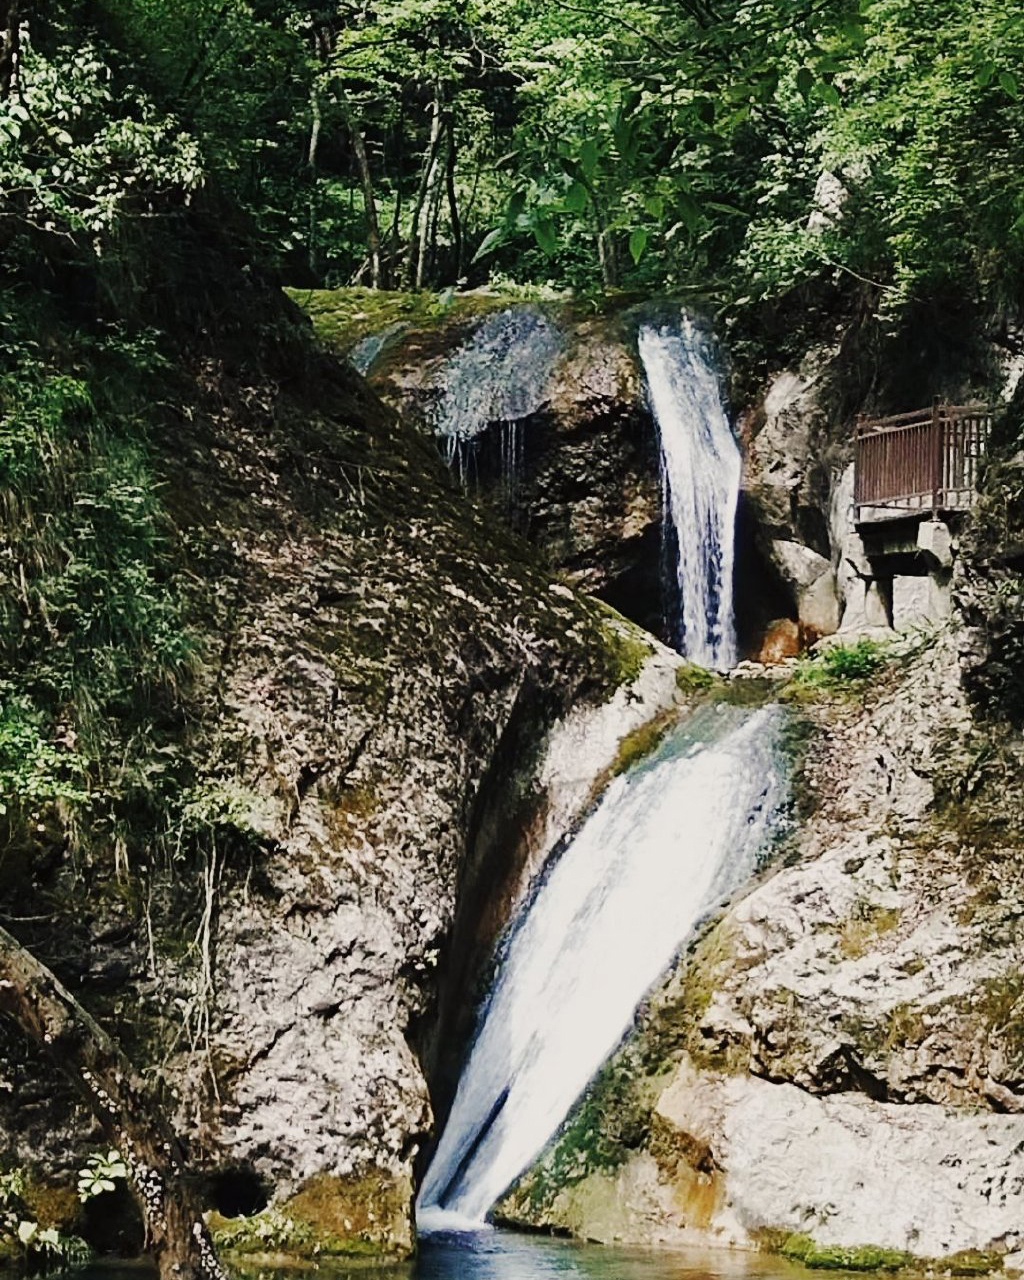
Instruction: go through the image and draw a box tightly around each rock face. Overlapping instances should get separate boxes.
[499,631,1024,1265]
[0,286,669,1260]
[739,353,847,644]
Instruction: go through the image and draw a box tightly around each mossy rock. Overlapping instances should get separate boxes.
[776,1234,1003,1275]
[611,713,677,777]
[286,286,512,359]
[781,1234,911,1271]
[21,1182,80,1232]
[210,1171,414,1262]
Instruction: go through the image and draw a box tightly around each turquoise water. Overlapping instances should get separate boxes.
[66,1231,813,1280]
[412,1232,802,1280]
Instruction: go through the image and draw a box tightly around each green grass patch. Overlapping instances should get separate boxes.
[837,903,902,960]
[782,639,890,704]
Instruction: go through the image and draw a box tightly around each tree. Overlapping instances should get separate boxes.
[0,926,226,1280]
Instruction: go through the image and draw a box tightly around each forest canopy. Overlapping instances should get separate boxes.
[2,0,1023,325]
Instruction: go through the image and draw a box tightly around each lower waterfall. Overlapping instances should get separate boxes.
[417,702,787,1230]
[638,320,741,670]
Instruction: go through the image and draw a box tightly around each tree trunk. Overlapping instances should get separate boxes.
[422,151,444,288]
[1,0,19,101]
[308,80,322,169]
[0,925,226,1280]
[387,93,407,253]
[339,94,384,289]
[404,87,443,290]
[444,118,463,281]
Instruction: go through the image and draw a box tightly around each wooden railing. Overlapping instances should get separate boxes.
[854,401,993,520]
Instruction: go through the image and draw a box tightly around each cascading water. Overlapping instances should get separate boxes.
[417,702,787,1230]
[428,307,562,500]
[638,320,741,670]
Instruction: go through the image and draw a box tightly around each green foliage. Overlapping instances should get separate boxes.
[0,26,203,243]
[818,639,887,681]
[208,1206,379,1259]
[0,289,196,868]
[0,1168,90,1268]
[977,969,1024,1070]
[783,638,889,700]
[0,689,88,816]
[9,0,1017,370]
[178,780,277,851]
[77,1150,129,1202]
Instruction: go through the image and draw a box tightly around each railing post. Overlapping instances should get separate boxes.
[854,413,865,520]
[931,397,943,517]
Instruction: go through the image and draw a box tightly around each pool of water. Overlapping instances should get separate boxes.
[413,1231,804,1280]
[68,1230,814,1280]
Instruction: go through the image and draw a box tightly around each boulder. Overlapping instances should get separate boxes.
[757,618,801,664]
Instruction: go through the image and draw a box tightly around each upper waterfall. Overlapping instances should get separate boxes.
[427,307,562,489]
[638,320,741,669]
[417,702,787,1229]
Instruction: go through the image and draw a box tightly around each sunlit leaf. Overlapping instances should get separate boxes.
[629,227,649,264]
[532,218,558,255]
[564,182,589,213]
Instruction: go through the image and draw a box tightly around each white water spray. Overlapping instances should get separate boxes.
[418,703,787,1230]
[638,320,741,669]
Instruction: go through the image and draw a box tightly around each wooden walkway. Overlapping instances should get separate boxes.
[854,401,993,522]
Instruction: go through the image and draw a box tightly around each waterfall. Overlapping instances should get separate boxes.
[427,307,561,499]
[417,703,787,1231]
[428,308,561,436]
[638,320,741,670]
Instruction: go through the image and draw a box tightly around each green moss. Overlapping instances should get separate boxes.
[592,602,655,690]
[675,664,715,694]
[638,918,742,1072]
[504,1059,647,1217]
[611,712,676,777]
[285,286,509,356]
[774,1234,1003,1276]
[944,1252,1006,1276]
[781,1234,911,1271]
